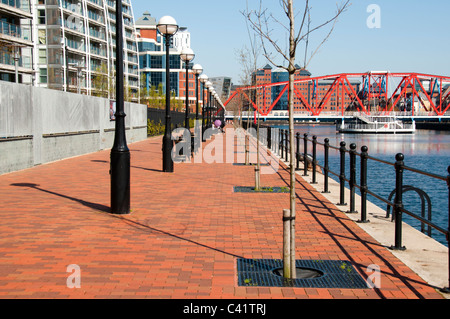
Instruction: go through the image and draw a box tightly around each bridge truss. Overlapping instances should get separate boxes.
[224,72,450,117]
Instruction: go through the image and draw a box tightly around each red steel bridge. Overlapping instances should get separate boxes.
[223,72,450,118]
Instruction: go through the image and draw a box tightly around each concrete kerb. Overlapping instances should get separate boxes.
[243,128,449,298]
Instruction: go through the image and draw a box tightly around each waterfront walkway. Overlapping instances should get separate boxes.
[0,125,446,299]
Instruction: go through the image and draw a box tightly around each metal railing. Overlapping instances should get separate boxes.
[243,121,450,293]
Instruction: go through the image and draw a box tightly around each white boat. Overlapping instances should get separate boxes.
[337,115,415,134]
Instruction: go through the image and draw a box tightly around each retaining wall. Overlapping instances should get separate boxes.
[0,81,147,175]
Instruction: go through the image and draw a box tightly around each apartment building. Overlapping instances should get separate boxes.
[32,0,139,100]
[0,0,34,83]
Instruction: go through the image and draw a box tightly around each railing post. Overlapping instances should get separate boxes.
[285,129,289,161]
[296,132,300,171]
[338,141,347,206]
[279,129,283,157]
[275,128,279,152]
[347,143,357,214]
[303,133,308,176]
[311,135,317,184]
[358,145,370,223]
[442,166,450,293]
[391,153,406,251]
[322,138,330,194]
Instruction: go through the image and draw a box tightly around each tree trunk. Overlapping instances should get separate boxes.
[287,0,296,280]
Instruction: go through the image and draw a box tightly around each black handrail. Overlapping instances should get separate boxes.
[294,132,450,293]
[243,121,449,292]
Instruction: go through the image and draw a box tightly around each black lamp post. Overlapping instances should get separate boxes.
[180,48,195,131]
[199,74,208,136]
[205,82,213,129]
[157,16,179,173]
[110,0,130,214]
[192,64,203,121]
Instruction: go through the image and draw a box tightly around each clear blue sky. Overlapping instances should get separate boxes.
[131,0,450,85]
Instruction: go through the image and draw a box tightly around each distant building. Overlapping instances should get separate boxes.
[0,0,34,83]
[135,11,199,112]
[209,76,232,100]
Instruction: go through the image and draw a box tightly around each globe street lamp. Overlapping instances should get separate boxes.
[180,48,195,131]
[157,16,179,172]
[208,85,215,129]
[110,0,130,214]
[199,74,208,135]
[205,81,212,127]
[192,64,203,121]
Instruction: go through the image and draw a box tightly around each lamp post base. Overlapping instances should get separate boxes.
[110,149,130,214]
[162,134,174,172]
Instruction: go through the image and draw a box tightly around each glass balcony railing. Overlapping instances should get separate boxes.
[61,0,83,15]
[90,45,106,57]
[88,10,104,23]
[0,21,22,39]
[66,38,85,52]
[1,0,31,13]
[87,0,102,7]
[89,28,106,40]
[0,52,22,67]
[64,19,85,33]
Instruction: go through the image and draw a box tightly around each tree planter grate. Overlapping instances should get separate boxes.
[237,259,368,289]
[232,163,270,166]
[233,186,290,193]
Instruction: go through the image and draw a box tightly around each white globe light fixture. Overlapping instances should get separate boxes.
[180,48,195,63]
[192,64,203,75]
[156,16,179,35]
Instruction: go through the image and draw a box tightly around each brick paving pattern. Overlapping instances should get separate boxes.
[0,127,444,299]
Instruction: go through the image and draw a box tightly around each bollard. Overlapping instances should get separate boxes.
[303,133,309,176]
[312,135,317,184]
[358,146,370,223]
[338,141,347,206]
[322,138,330,194]
[347,143,357,214]
[267,126,271,150]
[391,153,406,250]
[296,132,300,170]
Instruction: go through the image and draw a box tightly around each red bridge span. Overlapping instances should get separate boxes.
[223,72,450,117]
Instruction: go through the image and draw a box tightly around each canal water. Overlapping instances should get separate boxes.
[274,123,450,247]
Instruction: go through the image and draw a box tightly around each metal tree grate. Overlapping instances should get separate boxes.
[233,186,290,193]
[237,259,368,289]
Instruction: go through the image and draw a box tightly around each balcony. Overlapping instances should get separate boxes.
[0,0,32,18]
[89,28,106,41]
[87,10,105,25]
[86,0,103,10]
[0,20,33,46]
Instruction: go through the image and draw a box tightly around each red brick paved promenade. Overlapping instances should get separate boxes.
[0,126,444,299]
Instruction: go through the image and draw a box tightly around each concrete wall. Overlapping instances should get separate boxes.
[0,81,147,175]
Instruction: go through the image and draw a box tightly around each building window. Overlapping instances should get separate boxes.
[38,10,46,24]
[39,68,47,83]
[38,49,46,64]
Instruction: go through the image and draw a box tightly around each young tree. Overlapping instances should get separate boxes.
[243,0,350,279]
